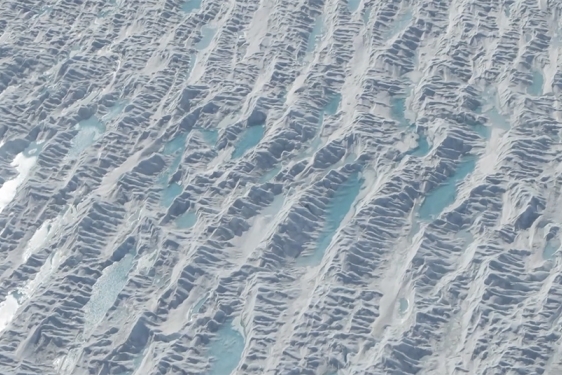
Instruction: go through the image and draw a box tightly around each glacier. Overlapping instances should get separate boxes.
[0,0,561,374]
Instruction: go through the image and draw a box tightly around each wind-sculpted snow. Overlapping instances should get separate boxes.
[0,0,561,374]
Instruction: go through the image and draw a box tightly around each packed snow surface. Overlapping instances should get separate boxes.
[0,0,561,374]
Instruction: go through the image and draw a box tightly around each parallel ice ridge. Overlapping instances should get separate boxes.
[0,0,561,374]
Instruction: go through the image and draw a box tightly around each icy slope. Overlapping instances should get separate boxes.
[0,0,561,374]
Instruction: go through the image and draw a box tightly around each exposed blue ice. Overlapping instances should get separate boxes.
[231,125,265,159]
[528,70,544,96]
[208,321,245,375]
[418,158,476,220]
[347,0,361,13]
[83,253,134,337]
[161,183,183,208]
[196,26,216,50]
[181,0,202,13]
[543,238,560,260]
[68,116,106,157]
[306,16,323,56]
[298,173,362,266]
[176,211,197,228]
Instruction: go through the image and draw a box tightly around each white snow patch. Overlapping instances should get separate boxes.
[0,149,38,213]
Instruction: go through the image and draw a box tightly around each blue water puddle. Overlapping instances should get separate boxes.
[386,10,413,39]
[528,70,544,96]
[474,123,491,140]
[486,107,510,131]
[418,158,476,220]
[260,165,281,183]
[68,116,106,157]
[408,133,430,157]
[306,16,323,56]
[187,53,197,77]
[102,101,127,122]
[161,183,183,208]
[83,253,135,337]
[298,173,363,266]
[181,0,202,13]
[196,26,217,50]
[362,6,371,25]
[159,133,188,206]
[347,0,361,13]
[324,94,341,116]
[231,125,265,159]
[176,211,197,228]
[311,94,341,151]
[164,133,188,156]
[543,238,560,260]
[398,297,409,314]
[208,321,245,375]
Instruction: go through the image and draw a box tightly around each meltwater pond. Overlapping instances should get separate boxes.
[231,125,265,159]
[407,133,430,157]
[196,26,217,50]
[160,134,187,207]
[362,6,371,24]
[298,173,362,266]
[260,165,282,183]
[68,116,105,157]
[486,106,510,131]
[418,158,476,220]
[324,94,341,116]
[163,133,188,156]
[181,0,202,13]
[306,16,323,56]
[543,237,560,260]
[347,0,361,12]
[398,297,409,314]
[528,70,544,96]
[208,321,245,375]
[83,253,135,338]
[386,10,413,39]
[161,183,183,208]
[176,211,197,228]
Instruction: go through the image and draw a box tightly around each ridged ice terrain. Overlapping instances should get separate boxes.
[0,0,561,374]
